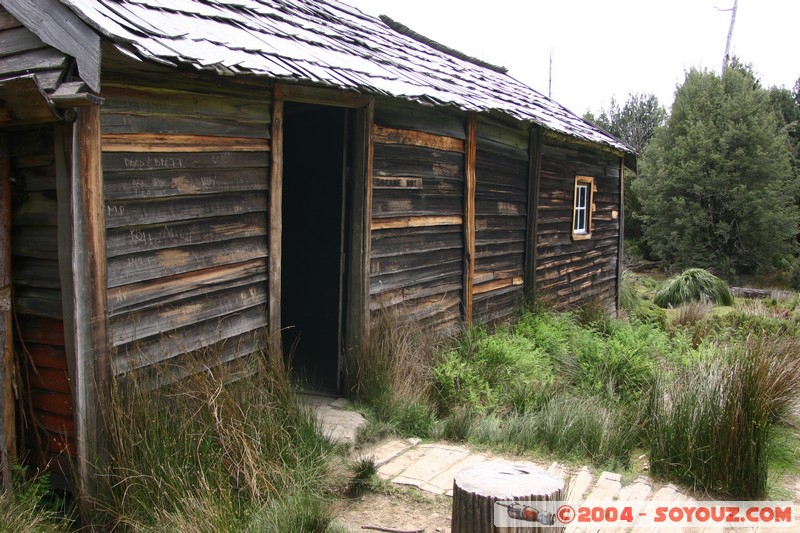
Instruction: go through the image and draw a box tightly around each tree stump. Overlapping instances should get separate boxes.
[452,461,565,533]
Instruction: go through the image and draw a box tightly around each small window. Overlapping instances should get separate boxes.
[572,176,595,239]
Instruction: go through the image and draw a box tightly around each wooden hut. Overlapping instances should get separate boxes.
[0,0,634,494]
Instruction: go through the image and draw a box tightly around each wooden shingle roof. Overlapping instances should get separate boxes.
[20,0,632,153]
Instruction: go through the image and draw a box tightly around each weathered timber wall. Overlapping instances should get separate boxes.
[9,125,74,487]
[101,54,272,382]
[535,137,621,309]
[472,118,529,324]
[370,99,465,333]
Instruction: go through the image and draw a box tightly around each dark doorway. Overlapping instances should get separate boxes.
[281,103,351,393]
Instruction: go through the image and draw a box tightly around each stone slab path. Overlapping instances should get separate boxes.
[309,401,799,532]
[356,437,800,532]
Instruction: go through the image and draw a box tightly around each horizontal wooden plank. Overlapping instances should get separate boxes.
[100,84,270,125]
[371,215,462,230]
[0,47,65,77]
[11,257,60,289]
[371,227,462,259]
[107,212,267,258]
[27,366,70,394]
[0,9,22,31]
[107,236,268,287]
[371,248,462,277]
[371,260,463,295]
[104,167,268,201]
[27,344,68,370]
[109,259,267,315]
[101,112,271,139]
[30,390,73,417]
[372,195,463,218]
[373,144,464,180]
[370,274,462,310]
[473,276,524,296]
[14,315,64,346]
[102,151,269,172]
[109,281,267,347]
[374,96,466,140]
[13,287,62,320]
[114,307,266,375]
[101,133,271,152]
[373,125,465,153]
[104,191,267,229]
[0,26,45,58]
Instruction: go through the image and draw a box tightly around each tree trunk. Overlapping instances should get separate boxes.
[452,461,565,533]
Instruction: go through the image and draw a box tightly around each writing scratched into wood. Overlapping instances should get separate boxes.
[123,156,184,169]
[373,176,423,189]
[432,162,460,178]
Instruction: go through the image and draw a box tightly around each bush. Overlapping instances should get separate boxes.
[433,325,554,415]
[647,335,800,498]
[654,268,734,308]
[0,464,72,532]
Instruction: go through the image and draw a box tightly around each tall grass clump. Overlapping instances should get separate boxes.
[94,348,337,531]
[347,308,438,437]
[0,465,72,532]
[654,268,734,308]
[647,335,800,498]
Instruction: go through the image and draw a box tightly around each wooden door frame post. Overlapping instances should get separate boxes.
[524,126,543,298]
[66,105,109,512]
[0,132,14,494]
[268,86,284,359]
[463,113,477,324]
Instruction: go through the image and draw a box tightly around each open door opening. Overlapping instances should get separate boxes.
[281,103,352,394]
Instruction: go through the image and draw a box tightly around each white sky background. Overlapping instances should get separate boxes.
[344,0,799,116]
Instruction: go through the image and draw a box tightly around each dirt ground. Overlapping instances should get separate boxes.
[332,488,453,533]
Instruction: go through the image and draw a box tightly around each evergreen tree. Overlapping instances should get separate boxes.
[634,63,797,275]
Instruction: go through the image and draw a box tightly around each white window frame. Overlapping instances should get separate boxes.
[572,175,595,240]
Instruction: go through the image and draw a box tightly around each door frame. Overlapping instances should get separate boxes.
[269,84,374,388]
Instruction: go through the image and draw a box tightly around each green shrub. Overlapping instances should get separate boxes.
[631,299,668,328]
[647,335,800,498]
[433,326,554,415]
[655,268,734,308]
[0,464,72,533]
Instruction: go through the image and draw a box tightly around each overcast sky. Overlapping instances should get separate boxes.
[345,0,799,116]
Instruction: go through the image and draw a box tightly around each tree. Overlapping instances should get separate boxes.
[586,93,667,154]
[585,93,667,247]
[634,63,798,275]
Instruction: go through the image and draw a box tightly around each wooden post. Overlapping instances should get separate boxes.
[67,106,109,515]
[346,99,374,359]
[268,85,283,359]
[616,158,625,315]
[463,113,477,324]
[0,132,14,494]
[452,461,565,533]
[524,126,543,299]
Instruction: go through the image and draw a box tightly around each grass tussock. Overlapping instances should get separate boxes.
[347,308,439,437]
[672,300,713,328]
[94,348,338,531]
[647,335,800,498]
[655,268,734,308]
